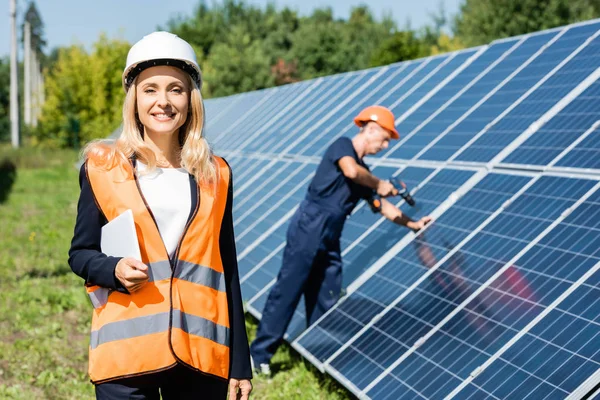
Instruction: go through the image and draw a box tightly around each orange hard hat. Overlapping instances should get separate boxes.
[353,105,399,139]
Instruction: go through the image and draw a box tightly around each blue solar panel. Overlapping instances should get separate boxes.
[235,166,315,279]
[503,79,600,166]
[229,75,352,178]
[555,126,600,170]
[417,31,559,161]
[449,186,600,399]
[209,89,275,148]
[342,167,475,286]
[202,18,600,399]
[291,62,427,156]
[383,40,519,160]
[294,172,530,367]
[233,162,312,233]
[241,165,399,297]
[465,23,600,164]
[356,177,597,399]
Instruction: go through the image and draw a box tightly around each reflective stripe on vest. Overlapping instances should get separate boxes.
[85,155,231,383]
[86,260,225,309]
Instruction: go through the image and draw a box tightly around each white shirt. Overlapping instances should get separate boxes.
[136,161,191,257]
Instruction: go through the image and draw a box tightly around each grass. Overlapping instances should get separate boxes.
[0,145,354,399]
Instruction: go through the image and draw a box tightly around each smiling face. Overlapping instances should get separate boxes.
[136,65,190,139]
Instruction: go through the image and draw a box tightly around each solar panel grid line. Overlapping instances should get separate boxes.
[252,67,383,155]
[313,172,535,371]
[290,170,490,367]
[293,56,446,156]
[363,156,446,172]
[233,158,276,197]
[239,241,286,285]
[328,165,410,220]
[337,165,440,257]
[233,161,310,223]
[217,79,323,154]
[219,86,310,154]
[393,47,488,124]
[412,31,563,162]
[344,168,489,295]
[381,39,523,161]
[445,260,600,400]
[235,169,315,242]
[231,78,343,157]
[241,165,414,311]
[210,90,278,147]
[248,66,390,159]
[205,95,243,134]
[233,69,382,191]
[233,161,310,222]
[442,28,569,164]
[546,121,600,170]
[300,51,483,159]
[360,178,600,397]
[565,368,600,400]
[233,160,295,212]
[237,204,299,261]
[229,74,355,183]
[490,28,600,166]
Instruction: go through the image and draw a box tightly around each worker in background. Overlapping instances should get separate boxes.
[250,105,432,375]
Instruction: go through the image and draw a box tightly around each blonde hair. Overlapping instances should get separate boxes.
[83,73,216,185]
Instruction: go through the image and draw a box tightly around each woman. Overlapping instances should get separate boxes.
[68,31,252,400]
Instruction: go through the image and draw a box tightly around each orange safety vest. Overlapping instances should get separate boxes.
[84,155,231,383]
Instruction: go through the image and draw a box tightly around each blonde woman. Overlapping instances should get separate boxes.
[68,32,252,400]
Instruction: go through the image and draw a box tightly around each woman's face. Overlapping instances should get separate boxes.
[136,65,190,138]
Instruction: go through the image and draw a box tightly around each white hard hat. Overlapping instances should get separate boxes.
[122,31,202,92]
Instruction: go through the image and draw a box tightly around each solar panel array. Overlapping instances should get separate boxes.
[204,19,600,400]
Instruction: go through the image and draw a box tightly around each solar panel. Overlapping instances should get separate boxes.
[203,18,600,400]
[383,39,520,160]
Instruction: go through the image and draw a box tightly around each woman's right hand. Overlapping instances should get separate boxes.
[115,258,150,292]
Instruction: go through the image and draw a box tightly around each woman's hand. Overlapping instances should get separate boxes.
[229,378,252,400]
[115,257,149,292]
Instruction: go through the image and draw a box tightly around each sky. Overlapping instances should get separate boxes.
[1,0,463,58]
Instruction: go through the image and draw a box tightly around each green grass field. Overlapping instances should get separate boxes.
[0,146,353,399]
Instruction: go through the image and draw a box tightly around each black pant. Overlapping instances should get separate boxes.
[95,364,228,400]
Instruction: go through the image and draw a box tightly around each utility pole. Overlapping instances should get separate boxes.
[24,20,31,126]
[10,0,20,148]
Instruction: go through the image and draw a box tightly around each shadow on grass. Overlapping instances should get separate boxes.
[0,159,17,204]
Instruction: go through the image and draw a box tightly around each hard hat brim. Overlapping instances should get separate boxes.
[122,58,202,92]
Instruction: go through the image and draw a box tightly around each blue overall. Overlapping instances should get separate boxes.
[251,137,371,365]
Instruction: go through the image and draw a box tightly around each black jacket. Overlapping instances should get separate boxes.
[68,161,252,380]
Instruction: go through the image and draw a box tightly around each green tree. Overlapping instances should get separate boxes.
[288,8,353,79]
[21,1,47,65]
[34,35,129,147]
[455,0,600,46]
[343,6,396,70]
[369,31,424,67]
[0,57,9,142]
[203,26,274,97]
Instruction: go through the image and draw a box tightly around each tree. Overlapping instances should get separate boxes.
[343,6,396,70]
[203,26,274,97]
[0,58,9,142]
[288,8,354,79]
[430,33,465,55]
[34,35,129,147]
[21,1,46,65]
[455,0,600,46]
[369,31,425,67]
